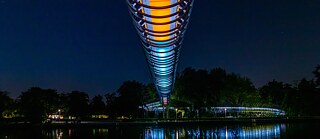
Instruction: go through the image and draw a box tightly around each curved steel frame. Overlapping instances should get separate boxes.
[127,0,194,105]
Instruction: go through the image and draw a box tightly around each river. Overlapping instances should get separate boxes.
[1,122,320,138]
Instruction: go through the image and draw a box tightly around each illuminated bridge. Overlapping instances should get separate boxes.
[127,0,194,105]
[140,102,286,117]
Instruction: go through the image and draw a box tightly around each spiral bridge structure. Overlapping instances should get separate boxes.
[127,0,194,105]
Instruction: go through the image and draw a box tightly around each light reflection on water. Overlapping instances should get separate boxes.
[1,122,320,139]
[42,129,64,139]
[143,124,283,139]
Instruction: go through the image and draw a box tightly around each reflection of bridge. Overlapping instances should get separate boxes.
[144,124,284,139]
[127,0,194,105]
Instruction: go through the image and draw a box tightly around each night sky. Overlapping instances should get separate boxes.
[1,0,320,98]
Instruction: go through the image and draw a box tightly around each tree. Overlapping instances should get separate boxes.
[115,80,146,118]
[208,68,227,105]
[220,73,259,107]
[144,83,159,103]
[0,91,14,118]
[313,64,320,86]
[297,78,318,116]
[18,87,59,123]
[279,84,299,116]
[67,91,89,118]
[104,92,117,118]
[90,95,106,115]
[259,80,286,107]
[176,68,211,107]
[171,73,190,105]
[58,93,69,116]
[42,89,60,116]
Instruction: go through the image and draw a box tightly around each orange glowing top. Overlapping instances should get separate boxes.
[149,0,171,41]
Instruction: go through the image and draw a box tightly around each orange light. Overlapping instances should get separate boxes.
[150,0,171,41]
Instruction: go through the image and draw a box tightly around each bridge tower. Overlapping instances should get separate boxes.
[127,0,194,106]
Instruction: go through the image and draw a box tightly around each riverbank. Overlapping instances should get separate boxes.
[1,117,320,129]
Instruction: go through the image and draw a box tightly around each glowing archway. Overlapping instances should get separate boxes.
[127,0,194,105]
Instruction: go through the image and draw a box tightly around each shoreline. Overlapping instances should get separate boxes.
[1,117,320,129]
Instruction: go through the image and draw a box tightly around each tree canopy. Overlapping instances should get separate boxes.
[1,65,319,121]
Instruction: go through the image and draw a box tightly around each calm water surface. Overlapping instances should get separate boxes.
[1,122,320,139]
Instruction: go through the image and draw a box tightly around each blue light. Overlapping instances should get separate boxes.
[128,0,194,105]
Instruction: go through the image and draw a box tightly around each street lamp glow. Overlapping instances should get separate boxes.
[58,109,61,119]
[175,108,178,119]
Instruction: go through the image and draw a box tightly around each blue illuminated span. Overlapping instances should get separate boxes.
[127,0,194,105]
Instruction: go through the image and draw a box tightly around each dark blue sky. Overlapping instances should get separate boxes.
[1,0,320,98]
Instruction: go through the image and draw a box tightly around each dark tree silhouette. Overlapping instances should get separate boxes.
[90,95,106,115]
[259,80,286,107]
[313,65,320,86]
[0,91,14,118]
[258,77,319,116]
[18,87,59,123]
[3,65,320,120]
[297,78,318,116]
[67,91,89,118]
[173,68,260,108]
[42,89,60,116]
[279,84,298,116]
[220,73,259,107]
[209,68,227,105]
[176,68,211,107]
[58,93,69,116]
[115,80,146,118]
[144,83,159,103]
[105,92,117,118]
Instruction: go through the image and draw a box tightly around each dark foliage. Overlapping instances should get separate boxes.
[18,87,59,123]
[1,65,319,121]
[89,95,106,115]
[67,91,89,118]
[0,91,14,118]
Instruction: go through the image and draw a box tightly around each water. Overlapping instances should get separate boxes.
[1,122,320,139]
